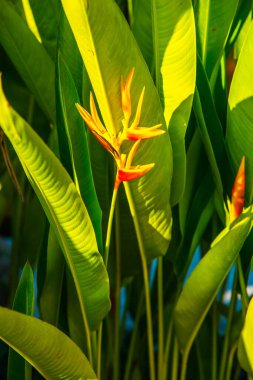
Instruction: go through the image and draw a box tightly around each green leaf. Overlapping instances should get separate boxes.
[56,53,102,251]
[193,87,223,204]
[39,227,65,326]
[174,213,252,353]
[151,0,196,125]
[131,0,153,70]
[195,0,239,80]
[0,307,97,379]
[57,9,84,100]
[226,21,253,205]
[176,170,215,279]
[61,0,173,260]
[238,297,253,375]
[194,55,231,201]
[8,263,34,380]
[29,0,61,59]
[0,1,55,122]
[0,78,110,331]
[151,0,196,205]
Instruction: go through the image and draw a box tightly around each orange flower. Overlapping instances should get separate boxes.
[115,140,154,189]
[76,69,165,188]
[229,156,245,222]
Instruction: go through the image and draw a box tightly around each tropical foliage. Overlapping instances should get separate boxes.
[0,0,253,379]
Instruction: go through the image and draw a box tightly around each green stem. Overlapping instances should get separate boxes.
[25,362,32,380]
[237,256,248,316]
[124,290,145,380]
[127,0,133,27]
[97,184,119,379]
[104,185,119,267]
[196,339,205,380]
[180,347,190,380]
[91,332,98,372]
[113,201,121,380]
[212,303,217,380]
[225,343,237,380]
[163,320,173,380]
[124,182,156,380]
[158,257,164,380]
[218,273,237,380]
[171,334,179,380]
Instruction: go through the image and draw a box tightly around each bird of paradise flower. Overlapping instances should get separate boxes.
[76,68,165,189]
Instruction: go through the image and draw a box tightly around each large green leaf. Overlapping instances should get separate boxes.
[195,0,239,80]
[238,297,253,376]
[8,263,34,380]
[131,0,153,70]
[61,0,173,260]
[151,0,196,205]
[56,53,102,251]
[174,213,252,353]
[226,21,253,205]
[0,307,97,379]
[0,79,110,330]
[39,227,65,326]
[57,9,84,100]
[29,0,61,59]
[0,1,55,122]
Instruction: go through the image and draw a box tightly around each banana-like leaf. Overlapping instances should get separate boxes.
[0,78,110,330]
[29,0,61,59]
[174,213,252,353]
[0,307,97,379]
[39,227,65,326]
[56,53,102,251]
[61,0,173,260]
[131,0,153,70]
[238,297,253,376]
[195,0,239,80]
[57,10,84,100]
[0,1,55,122]
[226,21,253,205]
[151,0,196,205]
[8,263,34,380]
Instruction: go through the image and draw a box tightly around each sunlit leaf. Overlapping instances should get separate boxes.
[0,78,110,330]
[226,21,253,205]
[238,297,253,376]
[174,213,252,353]
[0,307,97,379]
[61,0,173,261]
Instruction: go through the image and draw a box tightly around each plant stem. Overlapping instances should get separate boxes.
[124,182,156,380]
[124,290,144,380]
[104,185,119,267]
[237,256,248,316]
[91,332,98,371]
[163,319,173,380]
[113,201,121,380]
[171,334,179,380]
[97,184,119,379]
[218,273,237,380]
[212,303,217,380]
[196,339,205,380]
[225,343,237,380]
[180,347,190,380]
[157,257,164,380]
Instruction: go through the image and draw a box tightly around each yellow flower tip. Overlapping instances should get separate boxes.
[125,139,141,168]
[126,126,165,141]
[121,68,135,122]
[75,103,94,128]
[230,155,246,223]
[130,86,145,130]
